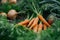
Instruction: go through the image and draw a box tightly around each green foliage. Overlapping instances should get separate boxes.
[0,0,60,40]
[39,19,60,40]
[0,16,36,40]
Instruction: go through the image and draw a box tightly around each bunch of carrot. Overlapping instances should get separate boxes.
[18,14,51,33]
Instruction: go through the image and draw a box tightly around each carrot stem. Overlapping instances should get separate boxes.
[26,13,30,19]
[29,14,34,20]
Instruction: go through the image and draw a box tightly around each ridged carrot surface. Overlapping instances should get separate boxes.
[29,17,39,29]
[28,18,35,27]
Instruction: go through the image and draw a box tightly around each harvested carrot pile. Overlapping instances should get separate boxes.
[18,16,51,33]
[0,0,60,40]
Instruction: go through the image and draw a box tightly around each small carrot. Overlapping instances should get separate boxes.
[18,19,30,25]
[43,24,47,30]
[33,24,38,32]
[29,17,39,29]
[38,15,50,27]
[28,18,35,27]
[38,22,43,32]
[18,13,34,26]
[48,19,53,25]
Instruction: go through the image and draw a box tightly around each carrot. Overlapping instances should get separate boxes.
[28,18,35,27]
[38,22,43,32]
[43,24,47,30]
[18,13,34,26]
[29,17,39,29]
[38,15,50,27]
[33,24,38,32]
[18,19,30,25]
[48,19,53,25]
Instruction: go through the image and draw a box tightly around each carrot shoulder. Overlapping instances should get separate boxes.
[38,15,50,27]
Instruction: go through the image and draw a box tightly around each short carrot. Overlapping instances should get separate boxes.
[43,24,47,30]
[38,22,43,32]
[38,15,50,27]
[48,19,53,25]
[28,18,35,27]
[18,19,30,25]
[18,13,34,26]
[33,24,38,32]
[29,17,39,29]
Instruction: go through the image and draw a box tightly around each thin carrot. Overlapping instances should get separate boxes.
[43,24,47,30]
[18,13,34,26]
[38,22,43,32]
[33,24,38,32]
[29,17,39,29]
[18,19,30,25]
[28,18,35,27]
[38,14,50,27]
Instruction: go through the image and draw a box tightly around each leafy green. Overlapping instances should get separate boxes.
[0,16,36,40]
[39,19,60,40]
[0,0,60,40]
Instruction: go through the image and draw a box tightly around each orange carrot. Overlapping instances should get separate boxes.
[33,24,38,32]
[18,19,30,25]
[38,15,50,27]
[38,22,43,32]
[43,24,47,30]
[28,18,35,27]
[29,17,39,29]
